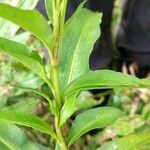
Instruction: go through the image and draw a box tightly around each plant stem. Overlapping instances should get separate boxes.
[52,65,62,109]
[50,0,68,149]
[55,118,68,150]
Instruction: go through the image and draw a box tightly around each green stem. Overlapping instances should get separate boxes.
[55,118,68,150]
[52,65,62,110]
[50,0,68,149]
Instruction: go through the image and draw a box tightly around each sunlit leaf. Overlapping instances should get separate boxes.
[0,0,38,39]
[0,3,52,49]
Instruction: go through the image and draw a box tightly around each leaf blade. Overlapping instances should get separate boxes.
[59,94,77,127]
[0,0,38,39]
[13,85,59,116]
[45,0,53,22]
[0,3,52,49]
[0,37,52,88]
[0,123,50,150]
[2,98,39,113]
[60,8,102,90]
[0,111,57,140]
[65,70,141,98]
[67,107,122,146]
[98,132,150,150]
[0,123,27,150]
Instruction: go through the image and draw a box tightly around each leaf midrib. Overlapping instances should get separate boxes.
[0,137,15,150]
[67,13,93,85]
[68,109,117,145]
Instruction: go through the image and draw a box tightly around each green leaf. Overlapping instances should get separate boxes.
[0,38,52,88]
[60,8,102,90]
[0,123,49,150]
[45,0,53,22]
[0,123,29,150]
[60,91,104,127]
[55,143,61,150]
[65,70,141,98]
[13,85,59,116]
[0,110,57,139]
[0,141,9,150]
[17,0,38,9]
[67,107,122,146]
[75,91,102,110]
[2,98,39,112]
[1,0,38,9]
[59,94,77,127]
[65,0,87,28]
[98,132,150,150]
[10,32,31,43]
[141,79,150,88]
[0,3,52,49]
[0,0,38,39]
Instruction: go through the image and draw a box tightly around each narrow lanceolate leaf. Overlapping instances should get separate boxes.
[45,0,53,22]
[0,111,57,140]
[17,0,38,9]
[0,123,35,150]
[140,79,150,88]
[98,132,150,150]
[0,123,50,150]
[0,142,8,150]
[65,0,87,28]
[0,3,52,49]
[0,123,29,150]
[2,98,39,112]
[59,94,77,127]
[65,70,141,98]
[67,107,122,146]
[60,8,102,90]
[0,38,52,88]
[14,85,59,116]
[0,0,38,39]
